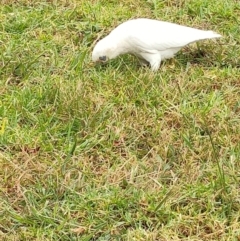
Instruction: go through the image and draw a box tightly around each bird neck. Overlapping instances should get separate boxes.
[107,35,129,59]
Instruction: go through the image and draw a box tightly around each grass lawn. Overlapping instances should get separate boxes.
[0,0,240,240]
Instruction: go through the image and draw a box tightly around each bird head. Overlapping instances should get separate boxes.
[92,36,119,63]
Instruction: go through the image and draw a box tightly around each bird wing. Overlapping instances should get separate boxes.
[115,19,220,53]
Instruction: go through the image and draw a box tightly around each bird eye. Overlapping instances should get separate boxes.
[99,56,107,61]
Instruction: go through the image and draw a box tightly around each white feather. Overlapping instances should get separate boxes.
[92,18,221,71]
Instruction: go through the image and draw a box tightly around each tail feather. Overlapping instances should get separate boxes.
[204,31,222,39]
[188,30,222,44]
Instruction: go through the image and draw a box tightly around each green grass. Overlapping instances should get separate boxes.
[0,0,240,240]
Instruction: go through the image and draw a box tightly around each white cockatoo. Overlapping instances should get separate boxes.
[92,18,221,71]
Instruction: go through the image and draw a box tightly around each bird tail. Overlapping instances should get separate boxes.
[186,30,221,46]
[203,31,222,39]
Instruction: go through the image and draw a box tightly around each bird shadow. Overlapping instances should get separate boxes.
[175,44,239,69]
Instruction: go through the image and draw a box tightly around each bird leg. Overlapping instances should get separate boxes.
[138,52,162,71]
[137,57,149,66]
